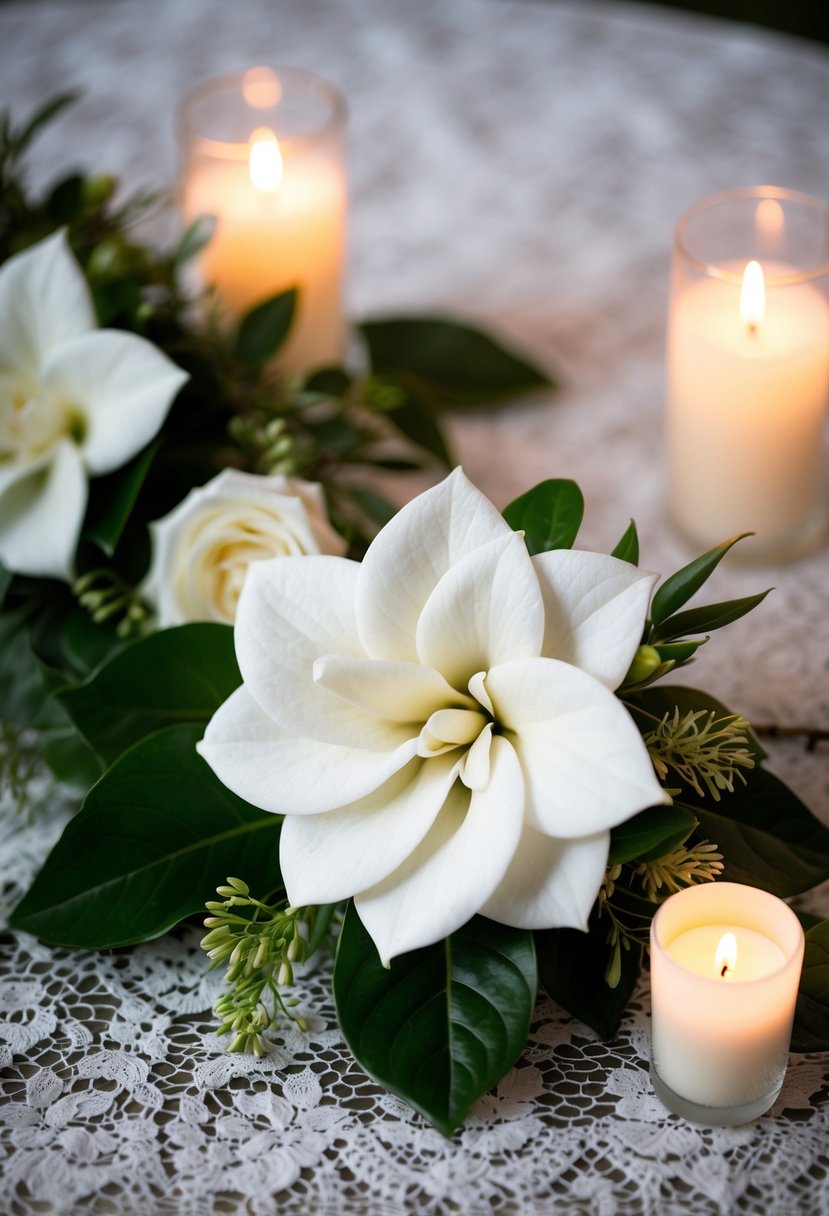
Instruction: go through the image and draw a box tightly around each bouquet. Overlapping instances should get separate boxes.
[3,97,828,1137]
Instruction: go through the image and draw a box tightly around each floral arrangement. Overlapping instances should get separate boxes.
[3,98,828,1138]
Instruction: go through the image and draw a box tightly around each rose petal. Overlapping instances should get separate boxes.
[313,654,471,723]
[0,440,86,579]
[280,753,460,904]
[533,550,658,689]
[42,330,187,476]
[355,467,512,662]
[235,557,413,750]
[197,686,418,815]
[483,827,610,930]
[0,231,95,380]
[416,532,544,691]
[355,737,525,962]
[486,657,666,838]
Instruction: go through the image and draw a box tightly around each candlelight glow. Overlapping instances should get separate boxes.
[755,198,785,242]
[740,260,765,333]
[248,128,283,193]
[715,931,738,979]
[243,66,282,110]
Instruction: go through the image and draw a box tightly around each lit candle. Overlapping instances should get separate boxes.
[179,67,347,375]
[650,882,804,1125]
[666,187,829,560]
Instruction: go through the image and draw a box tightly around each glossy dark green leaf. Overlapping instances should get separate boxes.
[334,904,536,1137]
[304,366,353,396]
[611,520,639,566]
[503,479,584,555]
[0,608,49,727]
[173,215,217,268]
[535,922,642,1040]
[361,316,554,405]
[649,534,751,626]
[58,623,239,765]
[625,684,767,762]
[9,723,281,948]
[82,440,161,556]
[235,289,298,366]
[681,768,829,897]
[385,374,453,465]
[792,921,829,1052]
[46,173,85,224]
[650,590,772,643]
[35,696,103,797]
[608,804,698,865]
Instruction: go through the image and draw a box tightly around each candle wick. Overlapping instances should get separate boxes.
[747,322,758,337]
[720,963,729,978]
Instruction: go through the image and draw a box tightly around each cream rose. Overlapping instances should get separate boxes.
[144,469,346,626]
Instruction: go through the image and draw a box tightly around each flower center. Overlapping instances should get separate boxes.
[0,378,86,463]
[416,672,497,791]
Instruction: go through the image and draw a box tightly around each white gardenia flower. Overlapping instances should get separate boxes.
[199,468,667,963]
[0,231,187,580]
[145,468,347,626]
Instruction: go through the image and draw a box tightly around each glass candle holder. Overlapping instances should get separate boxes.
[178,66,347,375]
[650,882,804,1126]
[666,186,829,561]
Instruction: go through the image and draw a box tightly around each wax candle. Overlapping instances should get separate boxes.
[666,187,829,561]
[179,67,347,376]
[650,882,804,1125]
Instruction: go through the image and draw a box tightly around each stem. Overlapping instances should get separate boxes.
[753,723,829,752]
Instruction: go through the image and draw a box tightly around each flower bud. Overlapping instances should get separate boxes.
[624,644,662,686]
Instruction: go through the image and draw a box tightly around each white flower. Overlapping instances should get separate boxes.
[0,231,187,580]
[199,469,666,962]
[144,469,347,626]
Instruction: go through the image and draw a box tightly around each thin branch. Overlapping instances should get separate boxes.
[753,723,829,753]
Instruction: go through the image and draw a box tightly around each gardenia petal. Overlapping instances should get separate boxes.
[355,466,512,663]
[355,737,525,963]
[416,532,544,691]
[235,556,411,750]
[0,230,96,380]
[313,654,472,723]
[0,440,87,579]
[534,550,658,689]
[42,329,188,476]
[197,686,419,815]
[486,657,666,838]
[482,827,610,930]
[279,753,460,905]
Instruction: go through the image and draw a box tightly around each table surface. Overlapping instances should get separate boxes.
[1,1,828,1213]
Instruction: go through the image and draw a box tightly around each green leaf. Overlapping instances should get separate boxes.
[649,534,751,626]
[535,922,642,1040]
[58,623,240,765]
[611,521,639,566]
[792,921,829,1052]
[9,723,281,948]
[307,903,340,957]
[234,289,297,366]
[361,316,554,406]
[680,768,829,898]
[46,173,85,224]
[11,91,79,156]
[82,440,161,557]
[651,590,772,643]
[625,684,767,762]
[35,697,103,797]
[0,608,49,727]
[654,639,707,665]
[608,804,698,865]
[333,904,536,1137]
[385,374,453,466]
[502,480,584,555]
[347,487,398,530]
[304,366,353,396]
[173,215,217,268]
[0,562,12,608]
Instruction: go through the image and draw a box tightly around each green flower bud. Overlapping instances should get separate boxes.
[624,644,662,686]
[82,173,117,206]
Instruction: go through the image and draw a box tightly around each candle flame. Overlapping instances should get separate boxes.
[740,260,765,334]
[248,128,283,193]
[715,931,738,979]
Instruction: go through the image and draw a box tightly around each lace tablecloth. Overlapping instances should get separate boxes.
[1,0,828,1212]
